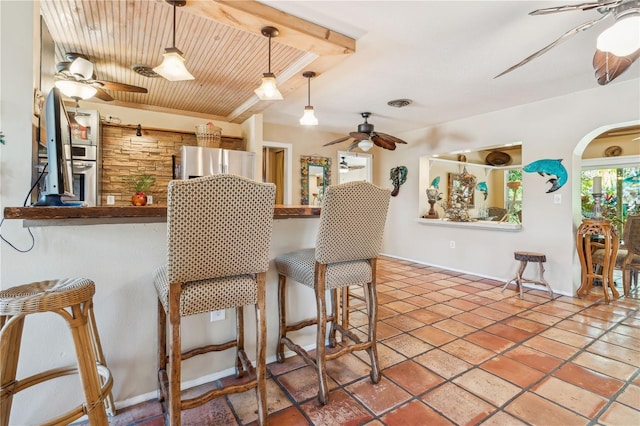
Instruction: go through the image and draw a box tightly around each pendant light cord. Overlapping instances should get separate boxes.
[268,34,272,73]
[172,1,177,48]
[307,76,311,107]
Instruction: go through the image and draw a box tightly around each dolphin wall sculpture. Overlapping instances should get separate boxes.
[523,159,567,193]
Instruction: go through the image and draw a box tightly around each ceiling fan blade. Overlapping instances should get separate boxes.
[593,49,640,85]
[95,80,148,93]
[347,140,360,151]
[376,132,408,145]
[371,134,396,150]
[495,13,611,78]
[323,135,351,146]
[349,131,370,140]
[530,0,622,15]
[93,87,114,102]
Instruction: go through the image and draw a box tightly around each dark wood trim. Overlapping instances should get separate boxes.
[3,205,320,222]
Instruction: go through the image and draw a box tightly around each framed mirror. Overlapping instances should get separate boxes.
[301,155,331,205]
[448,172,475,208]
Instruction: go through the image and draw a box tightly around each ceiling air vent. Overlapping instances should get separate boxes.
[387,98,412,108]
[131,64,160,78]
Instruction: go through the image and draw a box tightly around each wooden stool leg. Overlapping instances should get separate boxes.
[157,300,167,402]
[365,279,380,383]
[0,315,25,426]
[87,304,116,416]
[314,263,329,405]
[236,306,245,378]
[341,287,350,330]
[537,261,554,299]
[328,288,338,348]
[276,274,287,363]
[255,272,267,426]
[168,287,181,426]
[516,260,527,299]
[67,303,109,425]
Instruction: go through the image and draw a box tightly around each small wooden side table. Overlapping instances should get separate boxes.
[576,219,619,303]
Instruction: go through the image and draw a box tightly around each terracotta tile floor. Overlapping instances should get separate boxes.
[101,257,640,425]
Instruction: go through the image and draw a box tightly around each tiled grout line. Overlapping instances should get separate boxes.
[347,266,639,424]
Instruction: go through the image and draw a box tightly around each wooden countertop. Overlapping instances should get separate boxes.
[3,205,321,226]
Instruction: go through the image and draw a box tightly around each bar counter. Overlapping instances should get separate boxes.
[3,205,320,226]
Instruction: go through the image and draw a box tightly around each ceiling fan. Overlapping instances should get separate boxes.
[55,52,148,101]
[496,0,640,84]
[323,112,408,151]
[339,156,365,172]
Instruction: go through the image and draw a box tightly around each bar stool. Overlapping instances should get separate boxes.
[0,278,115,426]
[153,174,275,426]
[276,181,391,405]
[502,251,554,299]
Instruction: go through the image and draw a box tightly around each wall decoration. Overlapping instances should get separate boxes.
[444,167,477,221]
[448,170,476,208]
[523,159,567,193]
[390,166,407,196]
[300,155,331,205]
[476,181,488,200]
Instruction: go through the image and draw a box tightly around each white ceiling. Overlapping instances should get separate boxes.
[261,0,640,136]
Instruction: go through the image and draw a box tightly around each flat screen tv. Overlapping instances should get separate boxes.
[34,87,80,206]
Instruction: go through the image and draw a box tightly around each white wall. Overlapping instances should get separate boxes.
[375,80,640,296]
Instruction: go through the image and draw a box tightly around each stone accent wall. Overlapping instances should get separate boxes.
[100,124,244,206]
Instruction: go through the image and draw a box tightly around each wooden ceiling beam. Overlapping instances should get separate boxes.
[184,0,355,56]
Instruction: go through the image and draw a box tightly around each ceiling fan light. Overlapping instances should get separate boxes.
[300,106,318,126]
[153,48,194,81]
[69,57,94,80]
[255,73,283,100]
[54,80,97,100]
[597,14,640,56]
[358,139,374,152]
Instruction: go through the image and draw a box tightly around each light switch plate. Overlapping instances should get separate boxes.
[554,194,562,204]
[147,195,153,205]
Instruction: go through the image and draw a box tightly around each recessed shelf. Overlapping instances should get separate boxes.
[416,218,522,232]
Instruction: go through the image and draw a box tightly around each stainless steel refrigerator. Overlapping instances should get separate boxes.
[180,146,256,180]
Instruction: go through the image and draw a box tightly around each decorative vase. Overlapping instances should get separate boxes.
[131,192,147,206]
[425,199,439,218]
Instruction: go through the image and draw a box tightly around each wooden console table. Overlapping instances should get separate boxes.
[576,219,619,303]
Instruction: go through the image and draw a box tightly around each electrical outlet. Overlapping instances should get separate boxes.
[553,194,562,204]
[450,241,456,249]
[106,195,115,205]
[210,309,225,322]
[147,195,153,205]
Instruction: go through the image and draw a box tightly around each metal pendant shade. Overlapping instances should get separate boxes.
[153,0,194,81]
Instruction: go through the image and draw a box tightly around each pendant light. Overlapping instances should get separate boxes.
[299,71,318,126]
[153,0,194,81]
[255,26,283,100]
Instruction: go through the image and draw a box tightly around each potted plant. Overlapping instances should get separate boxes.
[124,175,155,206]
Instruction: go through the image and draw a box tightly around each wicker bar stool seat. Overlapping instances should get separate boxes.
[0,278,114,426]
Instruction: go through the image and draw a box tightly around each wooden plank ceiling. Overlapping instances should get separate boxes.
[39,0,355,123]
